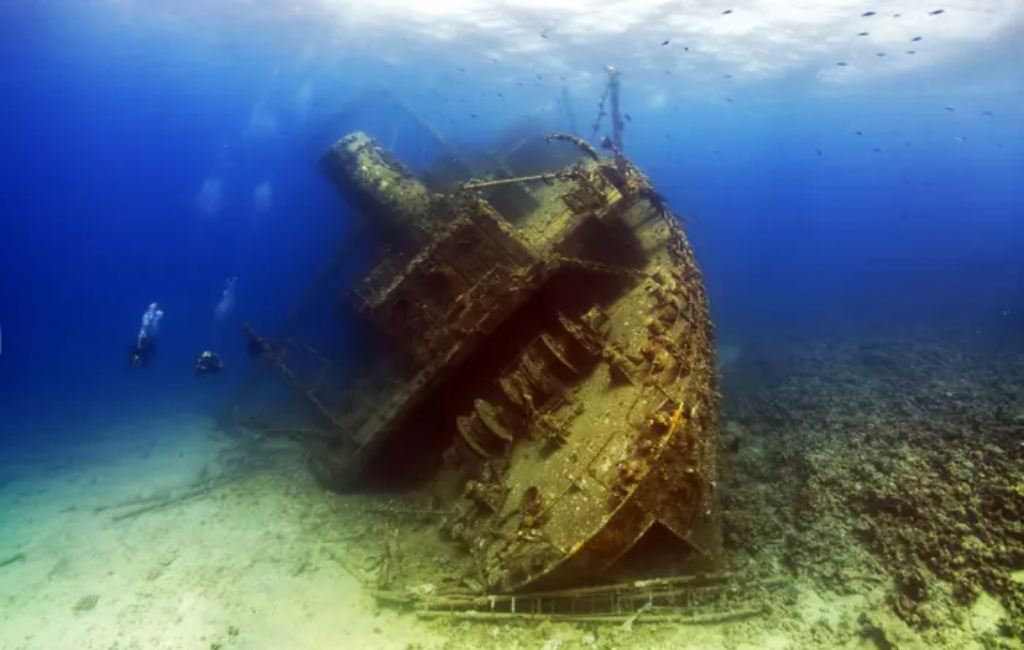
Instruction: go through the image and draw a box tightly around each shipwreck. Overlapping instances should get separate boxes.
[226,71,723,600]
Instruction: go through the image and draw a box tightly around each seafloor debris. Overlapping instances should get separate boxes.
[719,336,1024,644]
[73,594,100,612]
[373,572,785,624]
[0,553,25,569]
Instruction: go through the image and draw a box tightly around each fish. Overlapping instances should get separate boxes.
[816,148,823,156]
[982,111,994,116]
[722,9,733,15]
[724,74,733,78]
[855,130,863,135]
[907,50,916,54]
[929,9,945,16]
[944,106,955,112]
[876,52,886,57]
[836,61,849,67]
[624,113,632,122]
[724,97,733,103]
[662,40,670,46]
[858,31,870,36]
[893,13,902,17]
[862,11,876,17]
[954,136,966,143]
[911,36,923,42]
[872,147,882,153]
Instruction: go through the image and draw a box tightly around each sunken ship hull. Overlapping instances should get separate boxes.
[243,128,720,593]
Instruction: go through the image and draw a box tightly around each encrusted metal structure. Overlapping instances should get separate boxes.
[233,88,720,593]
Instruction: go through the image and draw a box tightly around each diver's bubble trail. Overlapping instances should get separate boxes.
[253,181,273,213]
[196,177,224,216]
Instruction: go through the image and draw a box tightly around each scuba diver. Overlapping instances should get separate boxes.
[195,350,223,377]
[128,333,156,368]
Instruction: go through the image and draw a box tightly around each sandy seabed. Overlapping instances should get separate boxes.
[0,415,440,650]
[0,412,1006,650]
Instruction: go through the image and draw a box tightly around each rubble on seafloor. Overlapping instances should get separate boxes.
[719,334,1024,648]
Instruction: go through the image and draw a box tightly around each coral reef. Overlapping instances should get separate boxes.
[720,335,1024,645]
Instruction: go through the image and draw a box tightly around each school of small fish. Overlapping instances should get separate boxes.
[427,6,1004,161]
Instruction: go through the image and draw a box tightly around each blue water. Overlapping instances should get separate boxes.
[3,1,1021,444]
[0,3,1022,638]
[1,4,1020,441]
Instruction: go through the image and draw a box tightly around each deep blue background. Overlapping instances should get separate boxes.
[2,3,1022,446]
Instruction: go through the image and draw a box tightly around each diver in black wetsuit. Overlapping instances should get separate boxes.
[128,334,156,368]
[194,350,223,377]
